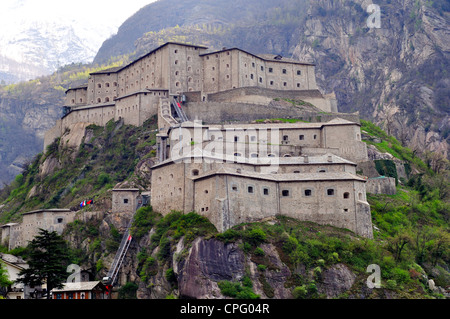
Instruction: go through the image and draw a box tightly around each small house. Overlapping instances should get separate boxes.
[52,281,108,299]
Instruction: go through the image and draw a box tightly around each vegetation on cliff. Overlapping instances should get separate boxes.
[0,117,448,299]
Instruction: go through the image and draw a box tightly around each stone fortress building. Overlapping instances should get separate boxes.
[3,42,374,251]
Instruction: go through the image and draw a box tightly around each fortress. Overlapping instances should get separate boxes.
[3,42,374,251]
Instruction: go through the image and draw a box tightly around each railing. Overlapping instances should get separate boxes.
[106,198,144,286]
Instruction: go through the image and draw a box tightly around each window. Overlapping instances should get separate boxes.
[259,77,263,83]
[250,136,256,142]
[252,62,255,67]
[283,135,289,141]
[283,82,287,87]
[263,188,269,195]
[270,81,274,86]
[327,189,335,196]
[192,169,199,176]
[297,70,301,75]
[304,189,312,196]
[261,66,264,71]
[98,83,102,88]
[234,136,239,142]
[343,192,350,199]
[250,74,254,80]
[57,218,64,224]
[282,69,287,74]
[314,135,317,140]
[175,60,179,65]
[297,83,301,88]
[282,190,290,197]
[248,186,254,194]
[299,135,304,140]
[232,185,238,192]
[205,190,209,194]
[268,67,273,73]
[124,199,129,204]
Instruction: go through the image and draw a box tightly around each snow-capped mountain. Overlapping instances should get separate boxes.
[0,0,148,83]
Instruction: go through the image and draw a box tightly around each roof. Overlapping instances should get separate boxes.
[177,117,359,131]
[89,66,123,75]
[117,42,208,73]
[193,166,366,183]
[51,281,106,293]
[65,84,88,93]
[22,209,72,216]
[200,47,315,66]
[112,188,140,192]
[152,152,356,169]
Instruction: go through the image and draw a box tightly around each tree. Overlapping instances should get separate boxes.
[16,229,70,299]
[386,229,413,262]
[0,261,13,299]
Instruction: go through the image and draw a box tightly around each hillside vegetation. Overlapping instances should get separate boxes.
[0,116,448,299]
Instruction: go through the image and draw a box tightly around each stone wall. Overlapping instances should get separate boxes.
[1,209,76,249]
[112,189,140,213]
[183,100,359,125]
[366,177,397,195]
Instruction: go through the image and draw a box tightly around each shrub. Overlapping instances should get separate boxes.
[292,285,308,299]
[244,227,267,245]
[165,268,177,284]
[218,280,260,299]
[118,282,138,299]
[254,247,265,256]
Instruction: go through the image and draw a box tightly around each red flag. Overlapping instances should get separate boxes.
[127,235,132,241]
[177,102,181,108]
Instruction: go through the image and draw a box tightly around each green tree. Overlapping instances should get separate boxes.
[0,261,13,298]
[386,229,413,262]
[16,229,71,299]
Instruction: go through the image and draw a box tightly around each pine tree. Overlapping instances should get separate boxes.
[16,229,70,299]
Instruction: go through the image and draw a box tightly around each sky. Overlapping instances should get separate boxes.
[0,0,158,67]
[0,0,157,36]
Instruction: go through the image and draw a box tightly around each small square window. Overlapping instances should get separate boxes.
[124,199,129,204]
[299,135,304,140]
[263,188,269,195]
[282,69,287,74]
[232,186,238,192]
[282,190,290,197]
[327,189,335,196]
[297,70,301,75]
[248,186,254,194]
[304,189,312,196]
[269,68,273,73]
